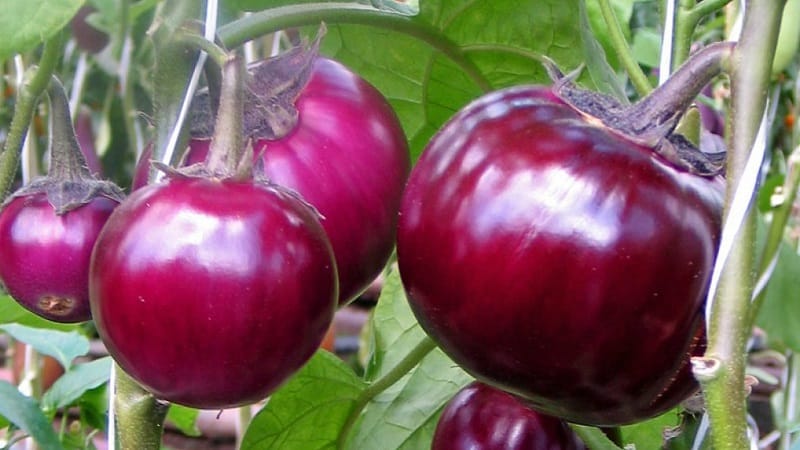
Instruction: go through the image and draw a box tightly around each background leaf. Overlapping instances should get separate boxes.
[313,0,609,160]
[347,269,473,449]
[363,268,429,381]
[166,404,202,437]
[240,350,366,450]
[0,324,90,370]
[756,242,800,352]
[0,0,83,61]
[41,357,112,413]
[0,381,63,450]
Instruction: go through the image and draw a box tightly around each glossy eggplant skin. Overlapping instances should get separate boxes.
[397,86,724,425]
[188,57,410,306]
[89,177,337,409]
[0,193,118,322]
[433,382,585,450]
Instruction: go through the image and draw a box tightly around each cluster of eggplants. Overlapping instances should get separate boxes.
[91,46,409,408]
[397,44,732,426]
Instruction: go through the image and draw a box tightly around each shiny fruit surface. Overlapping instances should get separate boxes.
[0,193,118,322]
[189,57,410,305]
[433,382,585,450]
[397,86,723,425]
[90,177,337,409]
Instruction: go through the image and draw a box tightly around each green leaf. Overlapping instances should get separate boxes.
[345,347,472,450]
[621,407,693,449]
[166,404,201,437]
[585,0,634,70]
[0,381,63,450]
[0,0,83,61]
[240,350,366,450]
[41,357,112,413]
[756,242,800,352]
[579,0,628,99]
[316,0,600,160]
[363,269,429,381]
[631,27,662,68]
[0,295,82,331]
[0,324,90,370]
[347,269,473,449]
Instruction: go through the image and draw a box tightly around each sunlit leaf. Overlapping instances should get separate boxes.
[0,0,83,61]
[240,350,366,450]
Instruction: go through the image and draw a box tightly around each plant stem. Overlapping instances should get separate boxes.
[0,34,63,201]
[569,425,623,450]
[336,336,437,449]
[674,0,734,70]
[114,366,170,450]
[698,1,785,449]
[175,30,231,68]
[150,1,202,172]
[216,3,491,92]
[596,0,652,95]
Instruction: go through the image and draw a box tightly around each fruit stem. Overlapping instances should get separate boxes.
[596,0,652,96]
[205,55,249,178]
[216,3,492,92]
[336,336,437,449]
[114,365,170,450]
[46,76,93,182]
[700,1,785,449]
[568,425,623,450]
[0,32,63,201]
[625,41,734,135]
[749,145,800,324]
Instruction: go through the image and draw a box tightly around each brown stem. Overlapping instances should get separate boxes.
[625,41,735,136]
[205,56,248,178]
[46,77,92,182]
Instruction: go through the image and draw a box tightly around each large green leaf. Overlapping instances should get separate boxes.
[756,242,800,352]
[346,269,473,449]
[240,350,366,450]
[0,0,84,61]
[0,324,90,370]
[41,357,112,414]
[218,1,620,159]
[0,381,63,450]
[320,0,599,159]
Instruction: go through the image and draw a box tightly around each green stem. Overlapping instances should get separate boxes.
[674,0,733,70]
[569,425,623,450]
[217,3,491,92]
[336,336,437,449]
[673,0,700,70]
[698,1,785,449]
[596,0,652,95]
[150,1,202,170]
[0,33,63,200]
[175,30,231,68]
[115,366,170,450]
[749,146,800,324]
